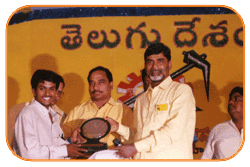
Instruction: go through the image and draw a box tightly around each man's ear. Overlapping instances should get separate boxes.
[169,60,172,70]
[110,81,113,90]
[32,88,36,97]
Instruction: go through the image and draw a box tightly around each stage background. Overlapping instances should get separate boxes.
[7,7,244,160]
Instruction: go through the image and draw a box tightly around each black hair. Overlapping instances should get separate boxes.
[58,74,65,88]
[144,42,171,62]
[141,68,147,81]
[30,69,60,90]
[87,66,113,83]
[229,86,243,99]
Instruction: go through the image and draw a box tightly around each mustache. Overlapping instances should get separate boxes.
[92,90,103,94]
[150,69,163,73]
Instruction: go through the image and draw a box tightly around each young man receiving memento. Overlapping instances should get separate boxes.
[13,70,87,159]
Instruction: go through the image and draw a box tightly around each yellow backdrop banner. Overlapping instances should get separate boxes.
[7,13,243,159]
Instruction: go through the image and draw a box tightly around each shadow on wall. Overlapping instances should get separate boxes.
[8,54,59,110]
[30,54,59,75]
[29,54,86,115]
[193,80,243,129]
[7,76,19,111]
[192,80,229,129]
[57,73,85,115]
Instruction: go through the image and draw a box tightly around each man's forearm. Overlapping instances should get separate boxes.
[116,123,130,141]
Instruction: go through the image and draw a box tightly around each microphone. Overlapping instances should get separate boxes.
[113,138,122,147]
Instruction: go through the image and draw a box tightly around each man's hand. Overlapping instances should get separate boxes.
[67,143,88,159]
[110,143,137,158]
[105,117,119,133]
[70,127,87,143]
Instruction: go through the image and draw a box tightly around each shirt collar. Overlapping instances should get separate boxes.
[33,100,59,124]
[87,97,116,107]
[151,76,173,91]
[106,97,116,106]
[26,98,35,106]
[52,105,64,116]
[30,98,62,116]
[33,100,53,115]
[229,119,243,134]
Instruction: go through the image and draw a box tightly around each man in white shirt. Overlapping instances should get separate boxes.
[8,74,66,148]
[13,69,87,159]
[201,86,243,159]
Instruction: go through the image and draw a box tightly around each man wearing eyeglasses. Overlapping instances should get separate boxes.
[201,86,243,159]
[50,75,67,127]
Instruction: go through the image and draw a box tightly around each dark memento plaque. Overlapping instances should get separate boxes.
[78,118,111,158]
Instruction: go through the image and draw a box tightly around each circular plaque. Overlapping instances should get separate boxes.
[80,118,111,143]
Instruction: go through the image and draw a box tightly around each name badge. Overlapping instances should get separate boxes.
[156,104,168,111]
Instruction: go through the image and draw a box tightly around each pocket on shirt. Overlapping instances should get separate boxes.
[153,104,170,125]
[156,103,169,112]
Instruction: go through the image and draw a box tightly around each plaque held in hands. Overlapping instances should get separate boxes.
[79,118,111,158]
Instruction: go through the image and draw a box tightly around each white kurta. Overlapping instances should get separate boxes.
[13,100,69,159]
[201,120,243,159]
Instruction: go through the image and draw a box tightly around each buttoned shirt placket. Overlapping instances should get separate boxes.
[142,87,157,138]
